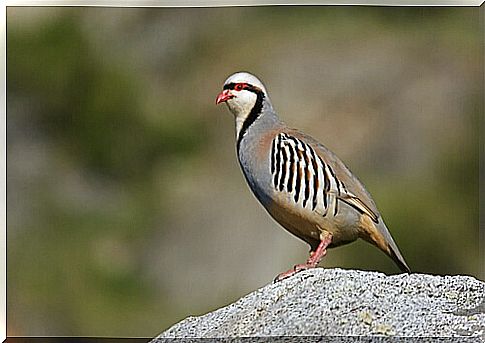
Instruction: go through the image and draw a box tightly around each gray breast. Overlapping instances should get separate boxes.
[236,111,282,207]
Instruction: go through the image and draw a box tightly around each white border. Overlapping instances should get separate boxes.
[1,1,6,341]
[2,1,483,342]
[4,0,485,7]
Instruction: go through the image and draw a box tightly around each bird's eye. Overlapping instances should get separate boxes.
[234,83,245,91]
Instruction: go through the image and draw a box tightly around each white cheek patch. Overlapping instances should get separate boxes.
[226,90,258,138]
[227,90,257,119]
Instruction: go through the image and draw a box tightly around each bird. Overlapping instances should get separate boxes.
[215,71,410,282]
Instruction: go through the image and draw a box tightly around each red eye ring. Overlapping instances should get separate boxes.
[234,83,246,91]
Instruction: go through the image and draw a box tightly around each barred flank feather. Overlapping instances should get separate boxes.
[270,133,379,222]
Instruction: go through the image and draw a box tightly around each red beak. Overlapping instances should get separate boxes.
[216,89,234,104]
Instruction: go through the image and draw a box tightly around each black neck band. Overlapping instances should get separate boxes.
[236,89,265,153]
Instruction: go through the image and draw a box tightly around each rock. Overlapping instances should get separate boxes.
[152,268,485,340]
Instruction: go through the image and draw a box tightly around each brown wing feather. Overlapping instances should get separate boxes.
[286,128,380,220]
[339,195,379,223]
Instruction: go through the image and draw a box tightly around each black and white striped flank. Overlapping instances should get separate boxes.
[270,132,378,222]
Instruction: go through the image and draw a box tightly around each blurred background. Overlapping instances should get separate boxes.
[7,6,482,337]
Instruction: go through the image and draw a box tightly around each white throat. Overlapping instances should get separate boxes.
[225,89,258,138]
[235,116,246,139]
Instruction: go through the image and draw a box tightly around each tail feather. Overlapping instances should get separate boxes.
[389,244,411,273]
[360,215,410,273]
[375,219,410,273]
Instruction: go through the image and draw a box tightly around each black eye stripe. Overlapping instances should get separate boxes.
[223,82,262,94]
[223,82,245,90]
[222,83,233,90]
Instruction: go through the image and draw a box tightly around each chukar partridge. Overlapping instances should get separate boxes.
[215,72,410,281]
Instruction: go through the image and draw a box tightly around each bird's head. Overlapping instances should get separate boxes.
[215,72,268,119]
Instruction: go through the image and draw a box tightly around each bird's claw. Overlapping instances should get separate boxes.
[273,263,314,283]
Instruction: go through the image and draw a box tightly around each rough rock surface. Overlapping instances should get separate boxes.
[153,268,485,340]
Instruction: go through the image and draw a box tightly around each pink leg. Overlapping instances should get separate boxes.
[274,233,332,282]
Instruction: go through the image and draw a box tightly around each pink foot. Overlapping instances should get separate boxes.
[273,233,332,283]
[274,263,315,282]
